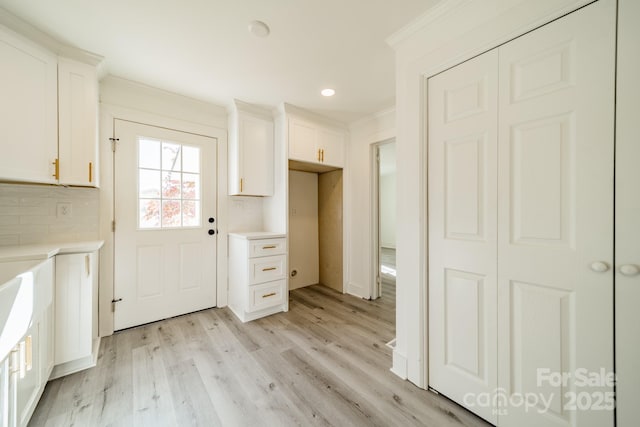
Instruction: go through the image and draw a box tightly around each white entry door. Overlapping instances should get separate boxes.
[114,120,218,330]
[427,50,499,424]
[428,0,615,426]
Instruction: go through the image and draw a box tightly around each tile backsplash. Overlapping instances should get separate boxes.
[0,183,100,246]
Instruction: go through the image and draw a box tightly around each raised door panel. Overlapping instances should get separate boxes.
[288,118,318,163]
[317,128,345,167]
[0,26,57,184]
[497,1,615,426]
[58,57,99,187]
[427,49,498,424]
[615,0,640,425]
[55,253,92,365]
[239,114,274,196]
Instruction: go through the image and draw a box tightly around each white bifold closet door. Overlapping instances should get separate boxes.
[428,1,616,426]
[427,50,499,424]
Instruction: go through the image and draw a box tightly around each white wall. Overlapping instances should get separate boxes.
[0,183,99,245]
[346,108,395,299]
[288,170,319,290]
[379,143,396,249]
[388,0,593,386]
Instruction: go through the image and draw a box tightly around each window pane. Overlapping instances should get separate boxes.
[162,171,181,199]
[182,145,200,173]
[139,169,160,198]
[139,199,160,229]
[162,142,181,171]
[139,138,161,169]
[162,200,181,227]
[182,173,200,200]
[182,201,200,227]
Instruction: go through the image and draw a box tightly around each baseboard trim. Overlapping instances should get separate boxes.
[50,337,101,380]
[391,348,408,379]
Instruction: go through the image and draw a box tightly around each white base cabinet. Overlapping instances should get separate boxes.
[229,232,288,322]
[51,251,100,379]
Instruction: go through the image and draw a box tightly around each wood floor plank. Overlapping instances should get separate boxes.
[30,284,490,427]
[132,344,177,427]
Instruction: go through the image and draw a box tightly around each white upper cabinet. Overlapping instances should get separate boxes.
[288,116,345,168]
[58,57,99,187]
[228,100,274,196]
[0,24,100,187]
[0,25,58,184]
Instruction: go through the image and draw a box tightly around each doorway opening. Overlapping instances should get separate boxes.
[372,139,396,302]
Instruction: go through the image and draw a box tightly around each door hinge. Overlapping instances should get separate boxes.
[109,137,119,152]
[112,220,116,232]
[377,275,381,285]
[111,298,123,312]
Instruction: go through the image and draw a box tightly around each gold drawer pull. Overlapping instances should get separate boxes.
[262,292,277,298]
[89,162,93,182]
[262,267,277,272]
[262,245,277,249]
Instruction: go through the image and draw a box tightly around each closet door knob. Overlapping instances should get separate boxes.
[619,264,640,277]
[590,261,610,273]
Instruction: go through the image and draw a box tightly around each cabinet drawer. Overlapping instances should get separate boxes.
[249,255,286,285]
[249,238,286,258]
[248,280,286,313]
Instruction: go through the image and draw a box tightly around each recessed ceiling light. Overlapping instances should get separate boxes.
[321,88,336,97]
[248,20,270,38]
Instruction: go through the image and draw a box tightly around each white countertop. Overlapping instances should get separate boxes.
[228,231,286,240]
[0,240,105,263]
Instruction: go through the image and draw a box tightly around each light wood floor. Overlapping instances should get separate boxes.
[30,285,489,427]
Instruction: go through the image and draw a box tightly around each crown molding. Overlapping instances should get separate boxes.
[0,6,103,66]
[386,0,471,48]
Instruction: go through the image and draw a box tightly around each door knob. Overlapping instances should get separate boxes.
[619,264,640,277]
[208,229,216,235]
[590,261,610,273]
[208,217,215,223]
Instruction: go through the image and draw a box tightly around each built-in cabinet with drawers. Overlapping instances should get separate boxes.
[0,24,100,187]
[228,100,274,196]
[228,232,288,322]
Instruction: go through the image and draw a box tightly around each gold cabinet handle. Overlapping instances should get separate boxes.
[262,267,277,272]
[317,149,321,162]
[25,335,32,371]
[52,158,59,180]
[262,292,277,298]
[262,245,277,249]
[321,149,324,162]
[240,178,243,192]
[89,162,93,183]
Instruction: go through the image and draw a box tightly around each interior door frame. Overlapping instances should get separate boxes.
[98,104,228,337]
[370,138,395,300]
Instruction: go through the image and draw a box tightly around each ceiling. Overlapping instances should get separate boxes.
[0,0,439,123]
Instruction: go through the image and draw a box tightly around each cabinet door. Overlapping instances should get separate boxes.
[58,57,99,187]
[55,253,93,365]
[288,118,318,163]
[0,26,57,184]
[317,128,345,168]
[239,114,274,196]
[15,327,39,427]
